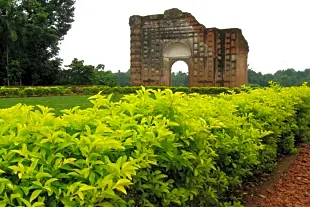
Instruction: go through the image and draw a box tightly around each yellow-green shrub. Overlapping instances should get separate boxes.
[0,84,309,206]
[0,86,252,97]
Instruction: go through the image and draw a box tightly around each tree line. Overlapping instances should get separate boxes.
[54,65,310,87]
[55,58,130,87]
[170,68,310,87]
[248,68,310,87]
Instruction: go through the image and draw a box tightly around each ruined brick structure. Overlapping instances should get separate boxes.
[129,8,249,87]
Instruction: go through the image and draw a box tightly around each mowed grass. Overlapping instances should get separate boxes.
[0,94,124,116]
[0,93,217,116]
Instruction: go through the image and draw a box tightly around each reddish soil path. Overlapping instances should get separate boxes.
[242,144,310,207]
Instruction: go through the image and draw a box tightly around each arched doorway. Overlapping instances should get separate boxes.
[162,42,192,86]
[170,61,189,86]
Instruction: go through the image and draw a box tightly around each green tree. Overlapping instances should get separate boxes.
[91,65,118,87]
[115,70,130,86]
[9,59,23,86]
[0,0,18,86]
[57,58,94,85]
[171,71,189,86]
[0,0,76,86]
[55,59,118,86]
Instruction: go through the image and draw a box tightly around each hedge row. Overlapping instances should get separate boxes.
[0,85,256,97]
[0,83,309,206]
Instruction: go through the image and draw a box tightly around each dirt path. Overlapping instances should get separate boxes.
[242,144,310,207]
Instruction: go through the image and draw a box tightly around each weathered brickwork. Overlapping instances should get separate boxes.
[129,8,249,87]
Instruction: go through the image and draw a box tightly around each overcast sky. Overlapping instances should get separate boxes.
[59,0,310,74]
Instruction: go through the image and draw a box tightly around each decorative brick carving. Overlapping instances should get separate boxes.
[129,8,249,87]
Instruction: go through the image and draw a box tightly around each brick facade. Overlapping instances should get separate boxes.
[129,8,249,87]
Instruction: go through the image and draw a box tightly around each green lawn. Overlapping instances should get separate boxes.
[0,93,217,116]
[0,94,124,116]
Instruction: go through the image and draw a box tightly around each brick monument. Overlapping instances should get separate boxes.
[129,8,249,87]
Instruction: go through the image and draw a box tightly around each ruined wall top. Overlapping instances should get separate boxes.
[129,8,201,26]
[129,8,248,52]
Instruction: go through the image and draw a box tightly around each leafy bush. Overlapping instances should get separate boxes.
[0,86,73,97]
[0,84,310,206]
[23,88,36,96]
[0,85,253,98]
[190,86,229,94]
[0,87,20,97]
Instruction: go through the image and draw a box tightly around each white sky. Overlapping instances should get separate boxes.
[59,0,310,74]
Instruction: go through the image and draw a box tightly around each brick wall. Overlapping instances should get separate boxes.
[129,8,249,87]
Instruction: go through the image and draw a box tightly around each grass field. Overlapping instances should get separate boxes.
[0,93,218,116]
[0,94,124,116]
